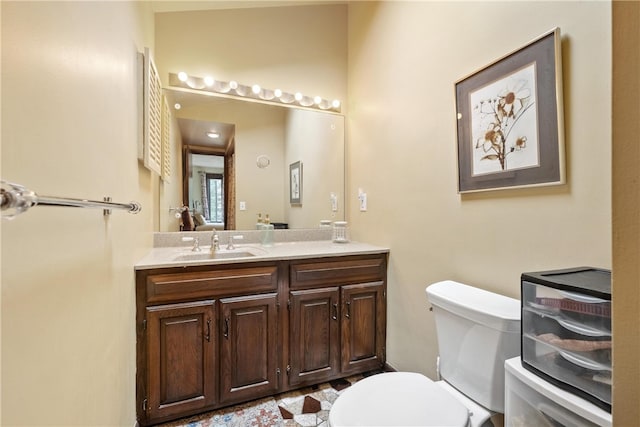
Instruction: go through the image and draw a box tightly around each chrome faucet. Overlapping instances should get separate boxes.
[210,230,220,254]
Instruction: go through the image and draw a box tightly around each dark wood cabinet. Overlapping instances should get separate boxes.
[136,253,387,426]
[145,300,217,421]
[136,263,279,426]
[289,287,340,386]
[219,293,279,404]
[287,256,387,388]
[341,282,386,374]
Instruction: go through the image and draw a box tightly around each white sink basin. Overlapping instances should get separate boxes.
[172,249,260,262]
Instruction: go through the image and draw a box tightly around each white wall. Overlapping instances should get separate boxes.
[284,109,345,228]
[234,107,286,229]
[154,4,347,104]
[1,2,155,425]
[347,1,612,377]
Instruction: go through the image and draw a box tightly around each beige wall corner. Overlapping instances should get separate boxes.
[612,0,640,423]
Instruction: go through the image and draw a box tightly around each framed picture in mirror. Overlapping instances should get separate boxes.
[455,27,565,193]
[289,161,302,205]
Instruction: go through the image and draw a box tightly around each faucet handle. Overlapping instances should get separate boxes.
[181,236,201,252]
[227,235,243,250]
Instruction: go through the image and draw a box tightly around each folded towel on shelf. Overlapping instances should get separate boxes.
[537,333,611,352]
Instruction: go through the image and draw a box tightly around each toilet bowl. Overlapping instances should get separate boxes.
[328,372,494,427]
[328,280,521,427]
[328,372,491,427]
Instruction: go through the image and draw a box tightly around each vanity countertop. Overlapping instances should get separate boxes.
[135,240,389,270]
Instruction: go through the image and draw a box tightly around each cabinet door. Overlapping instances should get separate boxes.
[146,300,216,422]
[341,282,386,374]
[289,287,340,386]
[220,293,279,404]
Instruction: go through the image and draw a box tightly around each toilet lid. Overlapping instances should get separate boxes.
[329,372,469,427]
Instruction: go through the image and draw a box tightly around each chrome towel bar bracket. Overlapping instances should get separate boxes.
[1,180,142,219]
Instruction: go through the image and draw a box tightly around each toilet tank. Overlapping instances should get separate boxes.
[426,280,521,413]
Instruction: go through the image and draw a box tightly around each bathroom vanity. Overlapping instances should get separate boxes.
[135,238,388,426]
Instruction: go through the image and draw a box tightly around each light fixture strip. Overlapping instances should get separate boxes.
[168,72,341,113]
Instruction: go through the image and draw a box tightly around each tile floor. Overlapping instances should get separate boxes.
[159,373,376,427]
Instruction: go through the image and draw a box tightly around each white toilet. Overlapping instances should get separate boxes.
[328,280,521,427]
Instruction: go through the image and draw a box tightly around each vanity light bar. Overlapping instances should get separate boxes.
[169,72,341,113]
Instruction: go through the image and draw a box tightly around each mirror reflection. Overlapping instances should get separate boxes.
[162,88,345,232]
[186,153,226,231]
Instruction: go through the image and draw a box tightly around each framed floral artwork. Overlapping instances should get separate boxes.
[455,28,565,193]
[289,161,302,204]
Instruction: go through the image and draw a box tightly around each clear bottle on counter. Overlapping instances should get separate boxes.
[332,221,349,243]
[261,213,274,246]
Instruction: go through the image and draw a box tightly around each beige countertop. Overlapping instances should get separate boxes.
[135,240,389,270]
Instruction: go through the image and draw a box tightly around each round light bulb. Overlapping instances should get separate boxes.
[229,80,238,90]
[332,99,341,109]
[178,72,188,82]
[252,84,261,95]
[174,103,181,110]
[294,92,303,102]
[274,89,283,98]
[314,96,322,105]
[204,76,214,86]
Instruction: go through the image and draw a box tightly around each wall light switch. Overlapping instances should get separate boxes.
[330,193,338,212]
[239,201,246,211]
[359,191,367,212]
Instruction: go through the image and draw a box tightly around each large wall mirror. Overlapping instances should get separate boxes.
[161,88,345,232]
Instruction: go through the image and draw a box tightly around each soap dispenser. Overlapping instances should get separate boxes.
[256,213,264,230]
